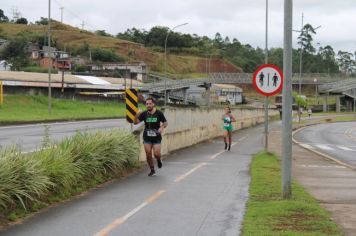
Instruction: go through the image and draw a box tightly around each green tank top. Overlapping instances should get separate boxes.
[223,115,233,129]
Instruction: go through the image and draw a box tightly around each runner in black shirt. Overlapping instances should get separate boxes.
[134,97,167,176]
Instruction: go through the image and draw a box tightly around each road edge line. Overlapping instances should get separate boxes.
[292,125,356,171]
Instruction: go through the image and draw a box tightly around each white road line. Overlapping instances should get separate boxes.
[174,163,207,183]
[209,150,226,160]
[337,145,355,151]
[300,143,314,149]
[94,190,165,236]
[314,144,334,151]
[298,164,346,169]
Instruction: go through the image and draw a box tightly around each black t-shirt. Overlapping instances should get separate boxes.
[138,109,167,140]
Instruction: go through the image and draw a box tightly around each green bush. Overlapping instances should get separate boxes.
[23,66,58,74]
[0,129,140,219]
[92,47,126,62]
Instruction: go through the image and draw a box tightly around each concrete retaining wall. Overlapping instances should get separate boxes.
[139,107,278,161]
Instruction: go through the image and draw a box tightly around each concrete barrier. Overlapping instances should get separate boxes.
[138,107,278,161]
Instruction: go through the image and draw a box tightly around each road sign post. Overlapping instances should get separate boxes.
[125,89,138,126]
[252,64,284,151]
[0,80,3,105]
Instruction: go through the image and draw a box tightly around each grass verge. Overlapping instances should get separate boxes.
[0,129,140,227]
[294,115,356,125]
[0,95,145,124]
[242,152,343,236]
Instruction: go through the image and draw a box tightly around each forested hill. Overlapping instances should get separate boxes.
[1,14,354,76]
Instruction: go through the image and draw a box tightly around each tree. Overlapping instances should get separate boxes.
[337,50,355,74]
[320,45,335,60]
[213,32,223,48]
[0,9,9,22]
[95,30,112,37]
[35,17,49,25]
[298,23,317,54]
[15,17,28,24]
[91,47,125,62]
[145,26,169,47]
[0,37,29,70]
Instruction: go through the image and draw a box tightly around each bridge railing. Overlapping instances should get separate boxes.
[142,73,350,92]
[318,78,356,93]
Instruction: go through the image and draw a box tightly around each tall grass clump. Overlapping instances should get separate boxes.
[0,148,53,211]
[0,129,140,223]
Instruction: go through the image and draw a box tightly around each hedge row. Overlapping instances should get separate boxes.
[0,129,140,221]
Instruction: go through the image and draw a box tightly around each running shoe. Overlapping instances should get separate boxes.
[157,159,163,168]
[148,169,156,177]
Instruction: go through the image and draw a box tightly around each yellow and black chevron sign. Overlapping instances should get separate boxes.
[125,89,138,123]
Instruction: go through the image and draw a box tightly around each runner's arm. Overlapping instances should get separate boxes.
[134,110,143,125]
[158,112,168,133]
[230,115,236,122]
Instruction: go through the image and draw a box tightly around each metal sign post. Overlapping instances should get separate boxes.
[0,80,3,105]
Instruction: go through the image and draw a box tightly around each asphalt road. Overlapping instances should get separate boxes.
[0,119,132,152]
[0,124,266,236]
[294,122,356,167]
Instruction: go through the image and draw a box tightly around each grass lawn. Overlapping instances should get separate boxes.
[294,115,356,125]
[242,152,343,236]
[0,95,145,124]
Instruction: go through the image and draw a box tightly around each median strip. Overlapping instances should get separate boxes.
[241,152,343,235]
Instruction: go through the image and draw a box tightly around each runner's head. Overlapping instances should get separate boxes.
[145,97,155,111]
[225,106,231,114]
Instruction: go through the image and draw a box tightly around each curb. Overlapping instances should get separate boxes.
[292,125,356,171]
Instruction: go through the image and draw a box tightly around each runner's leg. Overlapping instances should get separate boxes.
[144,143,154,169]
[228,131,232,151]
[223,130,228,150]
[153,144,163,168]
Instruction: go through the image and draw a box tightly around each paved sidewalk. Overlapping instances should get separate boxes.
[269,123,356,236]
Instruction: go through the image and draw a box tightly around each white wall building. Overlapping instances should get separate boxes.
[0,60,12,71]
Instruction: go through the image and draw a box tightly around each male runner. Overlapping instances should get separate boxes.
[134,97,168,176]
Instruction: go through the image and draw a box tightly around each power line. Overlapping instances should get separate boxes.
[51,0,97,31]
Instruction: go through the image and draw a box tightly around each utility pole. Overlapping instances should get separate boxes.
[48,0,52,114]
[299,13,304,96]
[164,23,188,107]
[297,13,304,123]
[264,0,269,151]
[60,7,64,23]
[282,0,293,199]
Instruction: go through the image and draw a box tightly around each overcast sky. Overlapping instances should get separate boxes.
[2,0,355,53]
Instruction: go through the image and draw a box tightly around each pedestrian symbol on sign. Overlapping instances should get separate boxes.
[273,73,278,87]
[259,72,265,87]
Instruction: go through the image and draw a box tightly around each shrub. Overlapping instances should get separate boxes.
[91,47,125,62]
[0,129,140,218]
[23,66,58,74]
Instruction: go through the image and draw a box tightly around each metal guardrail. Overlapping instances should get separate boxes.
[143,73,348,93]
[318,78,356,93]
[343,90,356,99]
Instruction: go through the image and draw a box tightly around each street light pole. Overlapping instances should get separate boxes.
[164,22,188,107]
[48,0,52,114]
[264,0,269,151]
[299,13,304,97]
[282,0,293,199]
[314,78,318,104]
